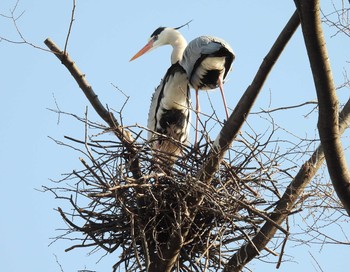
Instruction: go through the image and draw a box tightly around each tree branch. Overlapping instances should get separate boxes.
[223,97,350,271]
[199,10,301,184]
[295,0,350,215]
[44,38,142,179]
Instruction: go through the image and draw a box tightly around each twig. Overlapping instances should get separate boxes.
[53,254,65,272]
[79,157,107,187]
[110,83,130,114]
[276,218,289,269]
[64,0,76,54]
[0,0,49,51]
[253,101,318,114]
[309,251,325,272]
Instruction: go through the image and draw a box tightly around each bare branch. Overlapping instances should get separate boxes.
[0,1,51,51]
[321,3,350,38]
[64,0,76,54]
[53,253,65,272]
[44,38,142,179]
[253,100,318,114]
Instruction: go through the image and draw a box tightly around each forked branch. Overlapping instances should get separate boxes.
[44,38,142,179]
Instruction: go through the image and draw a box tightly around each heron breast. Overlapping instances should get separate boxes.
[162,73,189,110]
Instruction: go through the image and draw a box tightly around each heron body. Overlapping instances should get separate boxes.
[180,35,235,143]
[147,62,191,159]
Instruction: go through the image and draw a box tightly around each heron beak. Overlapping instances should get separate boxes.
[129,39,154,62]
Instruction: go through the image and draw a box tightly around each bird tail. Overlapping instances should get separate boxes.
[152,138,183,168]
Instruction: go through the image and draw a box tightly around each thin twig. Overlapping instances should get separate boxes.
[64,0,76,54]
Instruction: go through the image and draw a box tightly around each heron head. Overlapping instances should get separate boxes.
[129,27,175,62]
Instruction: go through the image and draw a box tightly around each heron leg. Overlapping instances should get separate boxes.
[195,88,200,145]
[218,76,229,120]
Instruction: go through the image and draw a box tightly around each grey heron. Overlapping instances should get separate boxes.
[130,27,190,161]
[130,27,190,160]
[130,26,235,144]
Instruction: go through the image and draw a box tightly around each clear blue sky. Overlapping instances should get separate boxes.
[1,1,349,271]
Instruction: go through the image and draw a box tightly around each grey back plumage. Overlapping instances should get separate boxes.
[180,36,235,90]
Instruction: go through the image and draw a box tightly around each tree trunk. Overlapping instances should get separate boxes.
[294,0,350,215]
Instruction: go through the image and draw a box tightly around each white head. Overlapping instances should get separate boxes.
[130,26,188,64]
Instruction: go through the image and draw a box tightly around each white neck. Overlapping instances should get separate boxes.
[162,28,187,64]
[171,34,187,64]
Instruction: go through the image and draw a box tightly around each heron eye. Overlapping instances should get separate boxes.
[150,27,165,40]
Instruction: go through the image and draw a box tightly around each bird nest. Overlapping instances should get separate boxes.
[46,118,286,271]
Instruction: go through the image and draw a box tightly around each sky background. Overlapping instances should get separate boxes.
[1,0,349,271]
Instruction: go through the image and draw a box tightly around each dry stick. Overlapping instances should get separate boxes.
[276,219,290,269]
[43,38,142,179]
[223,98,350,271]
[151,10,301,272]
[64,0,76,54]
[294,0,350,215]
[79,157,107,187]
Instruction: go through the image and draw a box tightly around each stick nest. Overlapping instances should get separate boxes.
[47,120,288,271]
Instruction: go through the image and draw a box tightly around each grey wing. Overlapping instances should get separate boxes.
[147,82,163,140]
[155,64,191,144]
[181,37,208,76]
